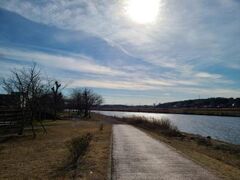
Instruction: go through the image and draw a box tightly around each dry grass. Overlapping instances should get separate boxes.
[78,125,111,179]
[115,116,182,137]
[145,130,240,180]
[0,119,112,179]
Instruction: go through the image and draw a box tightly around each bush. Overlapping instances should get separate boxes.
[197,136,212,146]
[67,133,93,168]
[213,143,240,153]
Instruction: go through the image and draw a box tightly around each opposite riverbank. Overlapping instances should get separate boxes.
[94,107,240,117]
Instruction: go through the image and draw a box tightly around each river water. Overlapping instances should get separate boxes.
[94,110,240,144]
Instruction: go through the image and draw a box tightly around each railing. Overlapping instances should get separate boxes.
[0,108,30,135]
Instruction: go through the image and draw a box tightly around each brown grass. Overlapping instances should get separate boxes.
[115,116,182,137]
[0,119,112,179]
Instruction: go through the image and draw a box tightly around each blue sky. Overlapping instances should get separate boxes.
[0,0,240,105]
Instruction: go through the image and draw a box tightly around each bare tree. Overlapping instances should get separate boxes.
[82,88,103,118]
[70,88,83,116]
[70,88,103,118]
[51,81,64,120]
[1,63,46,137]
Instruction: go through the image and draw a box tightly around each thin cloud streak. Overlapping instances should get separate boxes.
[0,47,124,76]
[0,46,234,91]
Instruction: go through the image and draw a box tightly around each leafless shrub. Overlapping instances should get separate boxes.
[197,136,212,146]
[53,133,93,178]
[67,133,93,169]
[117,116,182,137]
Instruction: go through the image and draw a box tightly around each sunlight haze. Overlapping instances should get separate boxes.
[124,0,161,24]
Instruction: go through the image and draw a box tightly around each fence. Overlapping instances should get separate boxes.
[0,107,30,135]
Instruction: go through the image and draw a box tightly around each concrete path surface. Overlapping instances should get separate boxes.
[112,124,219,180]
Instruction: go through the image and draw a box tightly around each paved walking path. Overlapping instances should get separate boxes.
[112,124,219,180]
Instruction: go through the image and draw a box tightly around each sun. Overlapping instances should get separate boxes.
[124,0,160,24]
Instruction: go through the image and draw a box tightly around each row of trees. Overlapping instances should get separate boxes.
[0,63,103,137]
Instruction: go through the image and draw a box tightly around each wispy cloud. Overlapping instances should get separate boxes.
[70,79,154,90]
[195,72,222,79]
[0,45,235,92]
[0,47,124,76]
[1,0,239,71]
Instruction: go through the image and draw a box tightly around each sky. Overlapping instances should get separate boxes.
[0,0,240,105]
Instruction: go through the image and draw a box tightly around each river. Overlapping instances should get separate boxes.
[94,110,240,144]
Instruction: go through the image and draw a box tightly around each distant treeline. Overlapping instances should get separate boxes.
[95,98,240,117]
[156,98,240,108]
[97,98,240,109]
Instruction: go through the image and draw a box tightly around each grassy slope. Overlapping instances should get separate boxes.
[0,119,111,179]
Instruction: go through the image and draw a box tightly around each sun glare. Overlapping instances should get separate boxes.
[124,0,160,24]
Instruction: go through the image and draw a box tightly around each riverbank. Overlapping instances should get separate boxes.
[94,113,240,180]
[94,107,240,117]
[0,118,112,179]
[145,128,240,180]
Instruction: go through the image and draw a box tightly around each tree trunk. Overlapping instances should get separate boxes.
[18,109,25,135]
[31,122,36,139]
[39,120,47,134]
